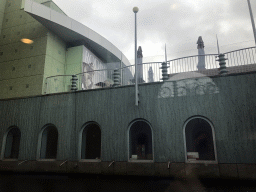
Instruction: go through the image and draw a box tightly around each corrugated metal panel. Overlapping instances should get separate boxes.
[0,73,256,163]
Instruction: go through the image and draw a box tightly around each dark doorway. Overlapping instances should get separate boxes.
[130,120,153,160]
[185,118,215,161]
[4,127,21,159]
[81,123,101,159]
[40,126,58,159]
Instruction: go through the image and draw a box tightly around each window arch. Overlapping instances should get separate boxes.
[39,125,58,159]
[184,117,217,163]
[2,127,21,159]
[79,122,101,160]
[128,119,153,161]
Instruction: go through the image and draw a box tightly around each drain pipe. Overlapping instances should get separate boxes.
[18,160,28,165]
[167,161,171,169]
[108,160,115,167]
[59,160,68,167]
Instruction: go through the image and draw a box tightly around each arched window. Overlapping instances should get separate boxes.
[4,127,21,159]
[81,123,101,160]
[40,125,58,159]
[129,120,153,161]
[184,117,217,163]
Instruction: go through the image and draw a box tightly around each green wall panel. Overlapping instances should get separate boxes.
[0,0,7,35]
[0,73,256,164]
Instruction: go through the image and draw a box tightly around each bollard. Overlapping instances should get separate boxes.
[217,54,228,75]
[160,62,169,81]
[113,69,120,87]
[71,75,78,91]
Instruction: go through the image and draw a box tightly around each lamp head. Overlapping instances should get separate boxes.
[133,7,139,13]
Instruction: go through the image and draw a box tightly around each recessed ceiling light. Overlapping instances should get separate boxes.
[21,38,33,44]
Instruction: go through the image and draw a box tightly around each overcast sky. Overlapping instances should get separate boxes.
[53,0,256,63]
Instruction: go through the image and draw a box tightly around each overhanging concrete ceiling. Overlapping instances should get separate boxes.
[23,0,130,65]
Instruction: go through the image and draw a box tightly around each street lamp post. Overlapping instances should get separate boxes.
[247,0,256,46]
[133,7,139,106]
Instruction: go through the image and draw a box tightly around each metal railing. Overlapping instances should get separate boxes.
[45,47,256,94]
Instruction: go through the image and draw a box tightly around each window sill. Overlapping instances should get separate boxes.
[2,159,18,161]
[186,160,218,164]
[37,159,57,161]
[128,160,154,163]
[79,159,101,162]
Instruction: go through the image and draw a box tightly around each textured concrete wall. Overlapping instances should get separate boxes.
[0,73,256,165]
[0,0,49,99]
[0,0,7,35]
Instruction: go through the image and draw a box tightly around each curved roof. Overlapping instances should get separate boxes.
[23,0,130,66]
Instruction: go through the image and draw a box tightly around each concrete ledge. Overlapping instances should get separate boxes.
[34,161,67,173]
[154,162,169,177]
[237,164,256,180]
[127,163,155,176]
[169,163,185,179]
[219,164,238,179]
[0,161,19,171]
[101,161,114,175]
[66,161,78,173]
[78,162,101,174]
[185,164,219,179]
[1,161,256,180]
[113,162,127,175]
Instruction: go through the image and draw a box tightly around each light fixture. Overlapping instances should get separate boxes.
[21,38,33,44]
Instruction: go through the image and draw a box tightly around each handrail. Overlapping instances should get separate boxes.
[59,160,68,167]
[18,159,28,165]
[44,46,256,94]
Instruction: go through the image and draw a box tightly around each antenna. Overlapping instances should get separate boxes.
[165,44,167,63]
[216,34,220,55]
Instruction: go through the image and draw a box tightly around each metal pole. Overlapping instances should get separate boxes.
[133,7,139,106]
[216,34,220,54]
[247,0,256,46]
[120,53,123,85]
[165,43,167,63]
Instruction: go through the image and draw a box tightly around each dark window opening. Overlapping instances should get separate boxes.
[185,118,215,161]
[12,66,15,71]
[4,127,21,159]
[129,121,153,160]
[9,86,12,90]
[40,126,58,159]
[81,123,101,159]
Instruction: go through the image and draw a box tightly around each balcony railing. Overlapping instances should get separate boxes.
[45,47,256,94]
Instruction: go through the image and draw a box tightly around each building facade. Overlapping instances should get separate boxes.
[0,0,256,180]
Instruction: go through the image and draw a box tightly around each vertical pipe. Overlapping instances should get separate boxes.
[247,0,256,47]
[120,53,123,85]
[133,7,139,106]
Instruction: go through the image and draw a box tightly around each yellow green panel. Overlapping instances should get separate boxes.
[46,32,66,64]
[44,55,65,77]
[4,0,22,14]
[66,46,83,75]
[0,75,44,99]
[0,0,7,35]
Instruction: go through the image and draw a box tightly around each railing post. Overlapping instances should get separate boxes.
[160,62,169,81]
[71,75,78,91]
[217,54,228,75]
[113,69,120,87]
